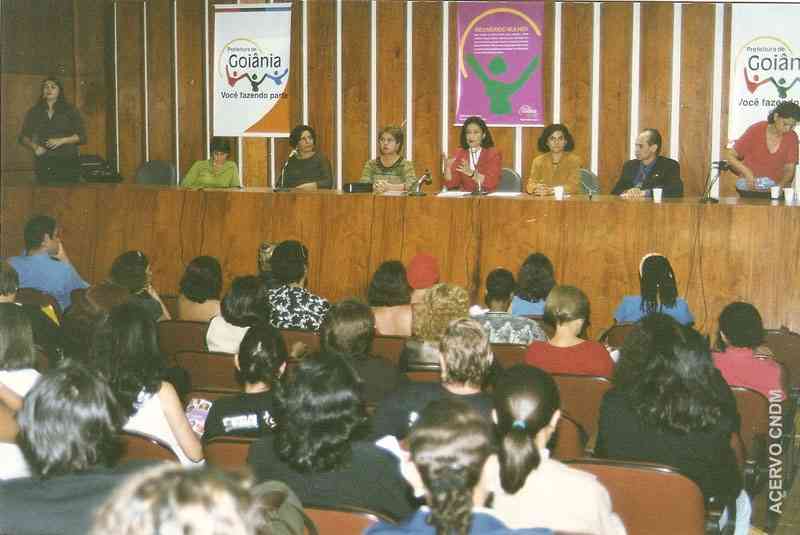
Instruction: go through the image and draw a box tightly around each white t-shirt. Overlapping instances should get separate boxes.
[206,315,249,354]
[0,369,41,480]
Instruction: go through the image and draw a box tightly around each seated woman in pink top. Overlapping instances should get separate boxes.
[713,302,786,401]
[442,116,502,193]
[525,285,614,377]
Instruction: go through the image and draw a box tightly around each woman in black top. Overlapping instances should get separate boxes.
[279,124,333,189]
[19,77,86,183]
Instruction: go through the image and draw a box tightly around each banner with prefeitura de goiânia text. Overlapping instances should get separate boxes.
[213,3,291,137]
[456,1,544,127]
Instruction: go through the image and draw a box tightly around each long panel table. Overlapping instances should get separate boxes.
[2,184,799,334]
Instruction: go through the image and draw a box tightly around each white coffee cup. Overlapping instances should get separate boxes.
[553,185,564,200]
[784,188,795,203]
[771,185,781,199]
[652,188,663,203]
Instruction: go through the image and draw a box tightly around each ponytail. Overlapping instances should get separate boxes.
[498,425,541,494]
[423,466,474,535]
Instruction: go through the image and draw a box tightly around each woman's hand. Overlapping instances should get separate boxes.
[530,182,553,196]
[295,182,318,191]
[33,144,47,156]
[373,180,387,194]
[45,137,66,150]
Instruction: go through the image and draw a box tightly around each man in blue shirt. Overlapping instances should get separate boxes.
[8,215,88,311]
[611,128,683,198]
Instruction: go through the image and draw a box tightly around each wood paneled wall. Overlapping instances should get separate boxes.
[2,1,780,194]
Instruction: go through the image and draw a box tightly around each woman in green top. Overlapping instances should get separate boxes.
[359,125,416,193]
[181,137,240,188]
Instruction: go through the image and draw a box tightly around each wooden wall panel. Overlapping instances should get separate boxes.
[376,1,406,130]
[412,1,442,189]
[679,4,715,197]
[306,1,336,182]
[116,2,145,182]
[598,3,632,192]
[560,2,593,171]
[74,0,110,161]
[274,0,304,185]
[521,2,554,182]
[147,0,176,163]
[720,5,737,197]
[0,187,34,257]
[639,2,673,156]
[177,0,206,179]
[341,1,372,183]
[1,0,74,76]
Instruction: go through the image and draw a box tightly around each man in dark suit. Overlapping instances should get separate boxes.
[611,129,683,198]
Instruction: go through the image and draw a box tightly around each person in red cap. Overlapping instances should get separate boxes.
[406,253,440,305]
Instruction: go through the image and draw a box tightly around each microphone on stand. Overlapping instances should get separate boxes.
[408,169,432,196]
[274,149,297,192]
[700,160,727,204]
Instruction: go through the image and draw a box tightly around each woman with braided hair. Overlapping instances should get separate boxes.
[613,253,693,326]
[367,398,550,535]
[490,365,625,534]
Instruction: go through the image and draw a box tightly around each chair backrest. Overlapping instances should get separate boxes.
[135,160,177,185]
[551,373,612,440]
[371,334,407,365]
[158,320,209,357]
[764,327,800,392]
[731,386,769,459]
[204,435,256,471]
[186,388,236,402]
[15,287,62,320]
[598,322,638,349]
[497,167,521,192]
[303,506,383,535]
[567,459,707,535]
[280,329,320,358]
[120,431,179,462]
[160,294,180,319]
[173,350,238,391]
[579,168,601,194]
[490,343,527,368]
[550,413,589,460]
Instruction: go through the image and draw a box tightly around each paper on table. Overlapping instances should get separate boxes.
[437,190,472,197]
[487,191,522,197]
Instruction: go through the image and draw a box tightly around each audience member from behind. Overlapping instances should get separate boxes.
[92,465,271,535]
[490,365,625,534]
[203,322,288,440]
[109,250,171,321]
[107,303,203,465]
[525,285,614,377]
[474,268,547,345]
[267,240,330,331]
[596,314,748,534]
[0,260,61,359]
[247,355,415,521]
[375,318,494,440]
[407,253,440,304]
[182,137,240,188]
[207,275,269,353]
[177,255,222,322]
[0,364,146,535]
[0,305,41,479]
[367,399,551,535]
[713,302,786,401]
[8,214,88,310]
[512,253,555,317]
[613,253,693,326]
[369,260,414,336]
[320,300,407,404]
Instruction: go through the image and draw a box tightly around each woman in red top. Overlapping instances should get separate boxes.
[727,101,800,188]
[712,301,786,401]
[443,116,502,192]
[525,285,614,377]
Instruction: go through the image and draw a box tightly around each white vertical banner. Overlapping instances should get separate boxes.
[729,4,800,142]
[213,3,292,137]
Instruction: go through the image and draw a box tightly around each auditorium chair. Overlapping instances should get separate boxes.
[371,334,407,365]
[15,287,62,322]
[550,413,589,460]
[159,293,180,319]
[764,327,800,397]
[204,435,256,471]
[497,167,522,192]
[303,505,388,535]
[565,459,721,535]
[551,373,612,444]
[158,319,209,357]
[120,431,179,463]
[598,322,638,349]
[280,328,321,358]
[490,343,527,368]
[185,388,235,403]
[135,160,177,185]
[172,350,238,392]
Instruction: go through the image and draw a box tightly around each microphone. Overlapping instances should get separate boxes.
[408,169,432,196]
[274,149,297,192]
[700,161,725,204]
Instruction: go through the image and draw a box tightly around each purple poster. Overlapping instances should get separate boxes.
[456,1,544,126]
